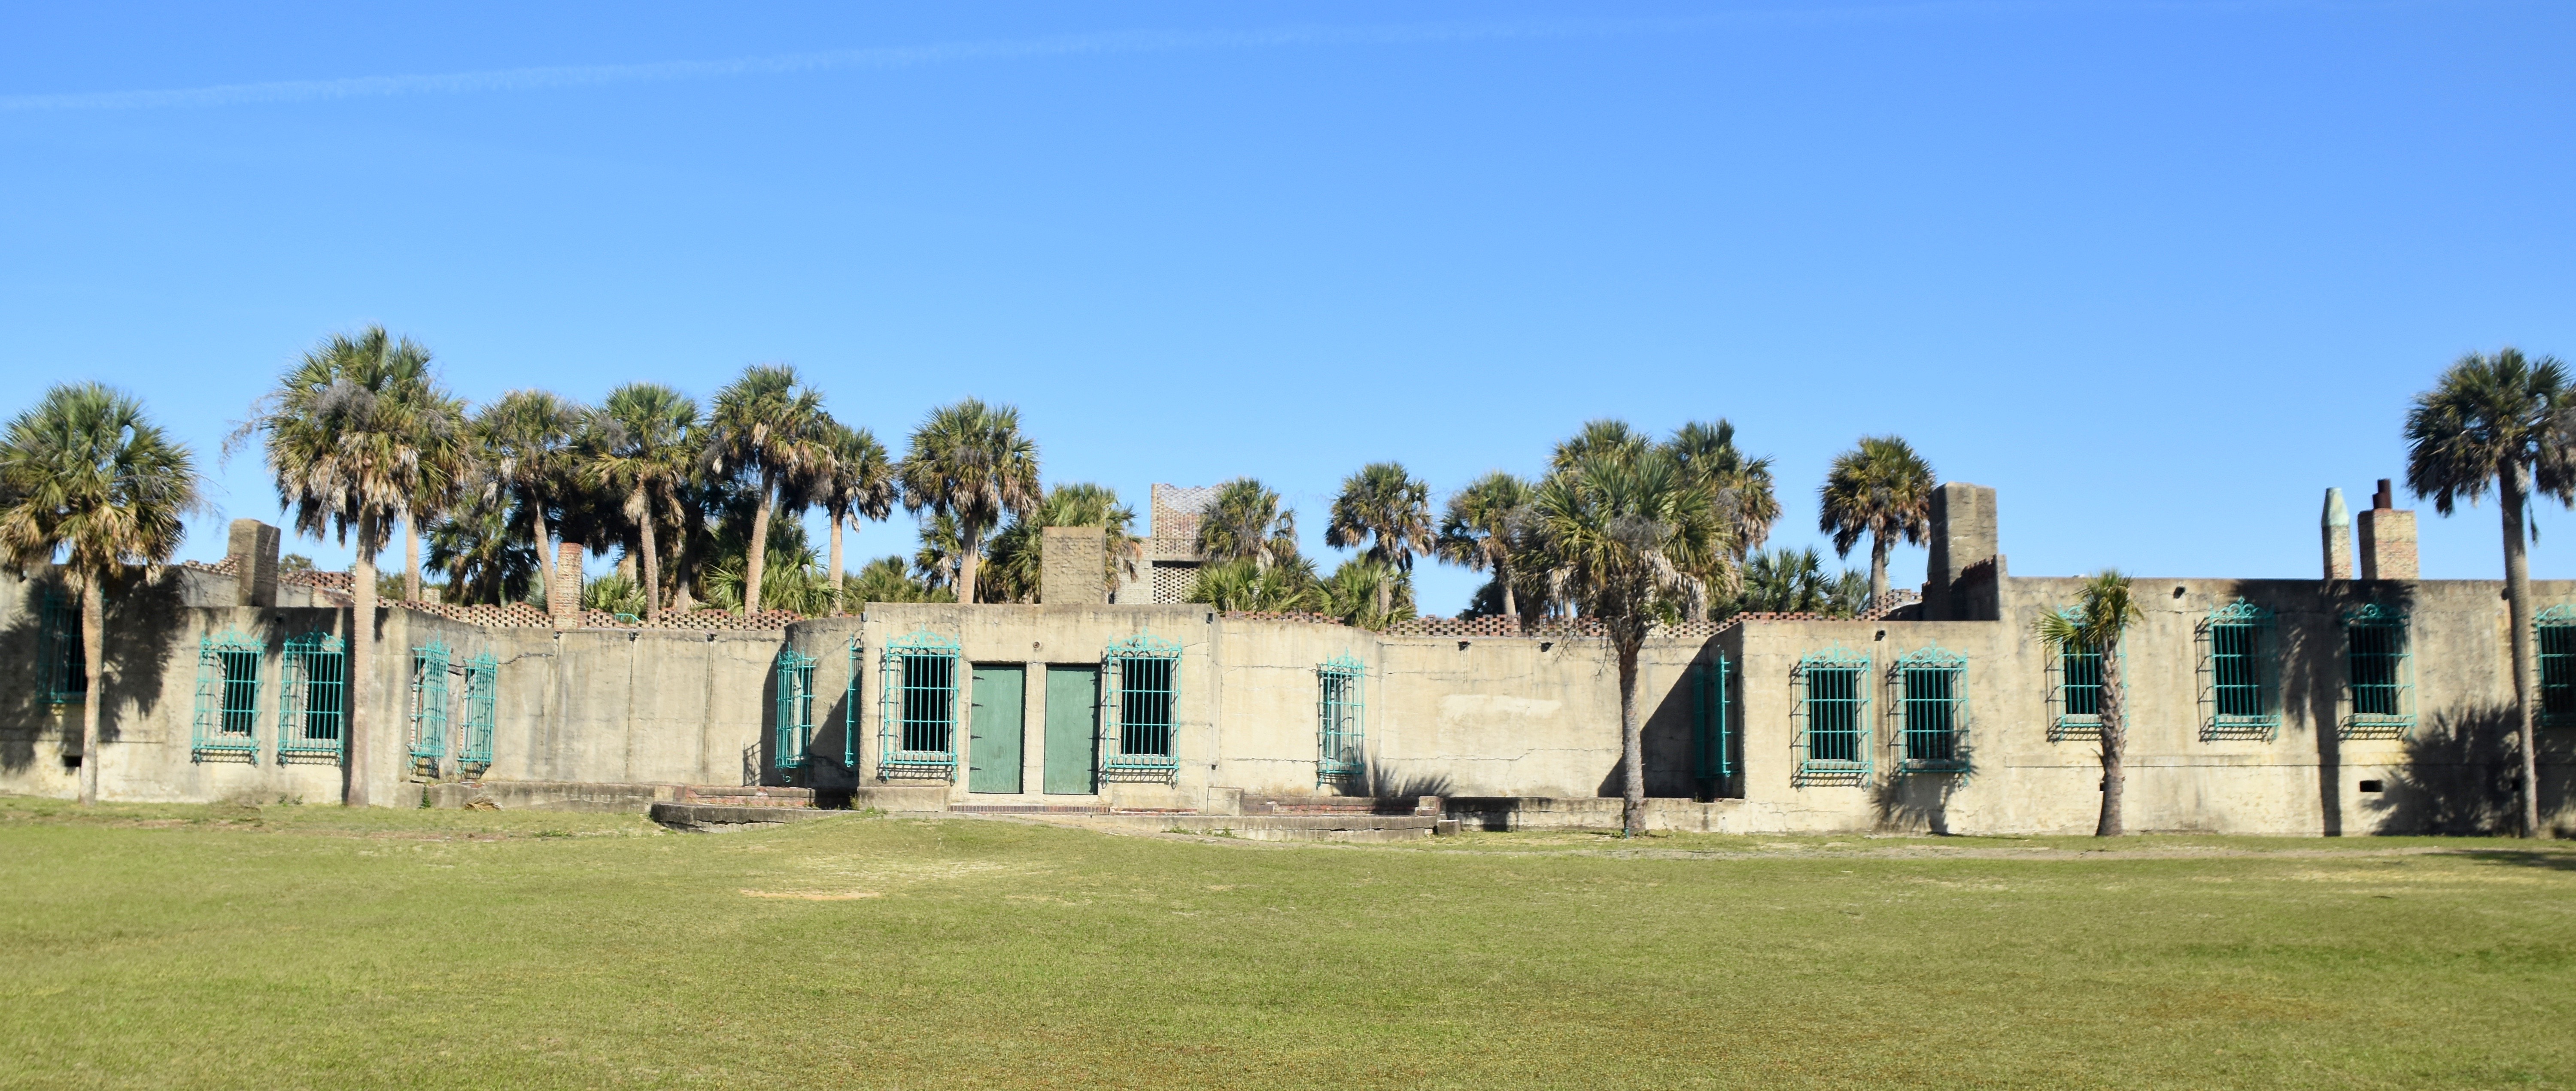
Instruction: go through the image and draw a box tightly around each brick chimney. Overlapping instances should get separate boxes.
[2356,479,2418,580]
[2321,488,2353,579]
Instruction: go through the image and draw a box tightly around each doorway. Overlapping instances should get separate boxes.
[1044,665,1099,795]
[968,664,1025,794]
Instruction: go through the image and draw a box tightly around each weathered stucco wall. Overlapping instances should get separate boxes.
[3,565,2567,835]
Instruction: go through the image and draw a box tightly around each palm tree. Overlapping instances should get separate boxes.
[808,420,895,615]
[1530,449,1727,836]
[2035,571,2142,837]
[0,384,201,806]
[703,365,827,616]
[898,398,1041,606]
[1191,555,1321,614]
[2404,348,2576,837]
[583,384,700,622]
[1197,477,1297,570]
[1549,419,1651,472]
[848,555,954,604]
[1818,435,1935,604]
[425,492,538,605]
[1318,558,1409,628]
[1667,419,1778,561]
[397,384,471,603]
[234,327,456,807]
[469,390,580,606]
[1326,462,1433,619]
[1437,472,1533,619]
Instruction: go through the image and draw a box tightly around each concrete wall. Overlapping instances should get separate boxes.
[4,563,2568,836]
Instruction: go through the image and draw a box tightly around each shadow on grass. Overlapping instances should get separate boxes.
[2455,849,2576,872]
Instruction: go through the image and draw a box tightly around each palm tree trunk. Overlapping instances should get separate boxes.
[1498,558,1518,623]
[958,520,984,606]
[529,500,553,609]
[2503,462,2541,837]
[828,510,847,616]
[1373,567,1391,621]
[349,515,379,808]
[1619,639,1646,836]
[638,488,662,624]
[403,511,422,602]
[77,576,104,806]
[744,474,774,616]
[1868,532,1891,605]
[2096,634,2126,836]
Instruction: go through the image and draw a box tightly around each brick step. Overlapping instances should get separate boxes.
[1241,794,1443,817]
[951,804,1112,815]
[677,786,816,809]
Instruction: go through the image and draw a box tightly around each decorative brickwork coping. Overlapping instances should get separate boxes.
[393,601,804,631]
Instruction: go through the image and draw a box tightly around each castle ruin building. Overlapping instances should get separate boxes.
[2,491,2568,836]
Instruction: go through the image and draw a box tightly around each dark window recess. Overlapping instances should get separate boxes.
[2358,779,2385,794]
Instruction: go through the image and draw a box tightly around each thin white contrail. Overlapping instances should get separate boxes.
[0,4,2258,114]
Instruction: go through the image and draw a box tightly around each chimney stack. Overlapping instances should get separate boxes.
[226,519,280,607]
[2357,478,2418,580]
[2321,488,2353,579]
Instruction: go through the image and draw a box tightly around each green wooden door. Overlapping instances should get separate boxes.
[1044,665,1099,795]
[968,664,1025,794]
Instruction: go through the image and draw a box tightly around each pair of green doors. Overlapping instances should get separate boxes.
[966,664,1098,795]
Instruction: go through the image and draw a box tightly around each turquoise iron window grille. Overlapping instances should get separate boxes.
[776,648,817,770]
[189,630,261,763]
[2340,603,2414,740]
[1793,645,1871,785]
[276,631,347,764]
[844,639,864,769]
[458,652,496,773]
[38,588,85,705]
[1103,633,1182,782]
[1691,654,1732,797]
[2047,609,2126,743]
[2197,600,2279,742]
[877,630,960,779]
[2542,605,2576,729]
[408,641,452,777]
[1316,654,1366,788]
[1892,646,1970,773]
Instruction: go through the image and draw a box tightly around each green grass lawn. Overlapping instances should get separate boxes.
[3,797,2572,1089]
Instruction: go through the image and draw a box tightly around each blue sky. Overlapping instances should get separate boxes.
[3,1,2571,612]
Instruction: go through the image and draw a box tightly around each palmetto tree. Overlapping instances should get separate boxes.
[704,365,827,616]
[583,384,700,622]
[2035,570,2142,837]
[2404,348,2576,837]
[469,390,580,606]
[1326,462,1433,619]
[234,327,458,807]
[1819,435,1935,604]
[1549,419,1651,472]
[397,385,470,603]
[425,492,538,606]
[809,420,895,615]
[1667,420,1778,562]
[1437,471,1533,619]
[0,383,201,806]
[1197,477,1297,570]
[898,398,1041,606]
[1531,449,1727,836]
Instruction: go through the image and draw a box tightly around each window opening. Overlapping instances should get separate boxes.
[776,648,817,770]
[1691,654,1732,797]
[277,631,347,764]
[39,588,85,705]
[1103,633,1182,782]
[1892,645,1970,773]
[2341,603,2414,739]
[2542,605,2576,729]
[1317,654,1366,788]
[843,639,864,769]
[458,652,497,774]
[1794,645,1871,785]
[189,630,261,763]
[2198,600,2278,741]
[877,630,960,779]
[408,641,452,779]
[2047,609,2123,743]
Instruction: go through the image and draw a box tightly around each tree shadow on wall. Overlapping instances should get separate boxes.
[0,572,188,774]
[1871,770,1966,834]
[1592,653,1704,800]
[0,603,59,773]
[2365,704,2573,836]
[1337,752,1454,811]
[2277,580,2418,837]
